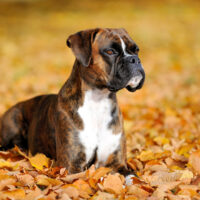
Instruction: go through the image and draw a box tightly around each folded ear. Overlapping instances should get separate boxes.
[66,28,100,67]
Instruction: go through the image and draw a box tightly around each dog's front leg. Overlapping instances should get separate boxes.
[102,135,136,185]
[55,128,87,174]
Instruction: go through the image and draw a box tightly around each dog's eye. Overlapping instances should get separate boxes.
[130,45,139,54]
[104,49,117,55]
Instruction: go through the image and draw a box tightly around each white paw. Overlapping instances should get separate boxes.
[125,174,136,186]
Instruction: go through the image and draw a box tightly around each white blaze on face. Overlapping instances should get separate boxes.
[119,37,131,56]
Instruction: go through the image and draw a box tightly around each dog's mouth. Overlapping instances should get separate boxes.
[107,68,145,93]
[107,75,144,92]
[126,74,143,92]
[127,75,143,88]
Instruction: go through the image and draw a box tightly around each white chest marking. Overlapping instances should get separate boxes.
[78,90,121,165]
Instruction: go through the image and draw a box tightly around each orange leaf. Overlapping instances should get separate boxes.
[73,179,93,198]
[93,167,112,180]
[1,189,25,199]
[103,174,124,195]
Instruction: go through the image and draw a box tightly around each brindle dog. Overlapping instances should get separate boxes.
[0,28,145,181]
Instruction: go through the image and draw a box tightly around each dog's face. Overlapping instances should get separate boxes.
[67,28,145,92]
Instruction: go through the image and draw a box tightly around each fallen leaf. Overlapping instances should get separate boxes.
[36,175,62,186]
[62,185,79,199]
[127,185,150,199]
[103,174,124,195]
[0,159,18,170]
[153,136,170,146]
[137,150,155,162]
[91,191,116,200]
[16,173,35,186]
[29,153,49,170]
[189,150,200,174]
[1,189,25,199]
[73,179,93,198]
[93,167,112,180]
[61,171,86,183]
[13,145,29,159]
[179,170,193,183]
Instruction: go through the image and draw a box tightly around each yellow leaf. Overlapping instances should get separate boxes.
[154,150,171,159]
[13,145,28,159]
[0,159,19,170]
[29,153,49,170]
[153,136,169,146]
[170,165,183,171]
[137,150,155,161]
[180,170,193,181]
[36,175,62,186]
[0,174,15,180]
[177,145,193,158]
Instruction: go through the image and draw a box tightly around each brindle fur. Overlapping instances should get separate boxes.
[0,28,144,175]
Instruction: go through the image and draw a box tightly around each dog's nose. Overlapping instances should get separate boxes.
[127,55,140,65]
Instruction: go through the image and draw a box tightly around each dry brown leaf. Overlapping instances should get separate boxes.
[103,174,124,195]
[25,186,43,200]
[88,178,98,190]
[62,185,79,199]
[179,170,193,183]
[16,173,35,186]
[189,150,200,174]
[124,196,138,200]
[86,164,96,178]
[61,171,86,183]
[143,171,182,186]
[150,181,180,199]
[29,153,49,170]
[59,193,72,200]
[91,191,116,200]
[73,179,93,198]
[127,185,149,199]
[0,177,16,190]
[0,189,25,199]
[127,158,137,171]
[36,174,62,186]
[13,145,29,159]
[93,167,112,180]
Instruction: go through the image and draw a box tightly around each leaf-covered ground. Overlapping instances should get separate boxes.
[0,0,200,199]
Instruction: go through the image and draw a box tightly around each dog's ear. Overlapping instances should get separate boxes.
[66,29,100,67]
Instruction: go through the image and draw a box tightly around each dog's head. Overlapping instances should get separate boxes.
[67,28,145,92]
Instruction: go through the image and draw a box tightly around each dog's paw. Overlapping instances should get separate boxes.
[125,174,136,186]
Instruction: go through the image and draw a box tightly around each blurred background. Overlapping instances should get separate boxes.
[0,0,199,152]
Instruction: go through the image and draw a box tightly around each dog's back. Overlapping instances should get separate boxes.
[0,94,57,152]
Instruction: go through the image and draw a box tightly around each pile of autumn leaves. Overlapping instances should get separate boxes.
[0,143,200,200]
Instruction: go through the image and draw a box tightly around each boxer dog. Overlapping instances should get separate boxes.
[0,28,145,181]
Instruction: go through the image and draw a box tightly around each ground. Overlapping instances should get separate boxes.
[0,0,200,199]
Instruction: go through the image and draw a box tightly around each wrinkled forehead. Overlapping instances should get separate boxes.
[95,28,135,47]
